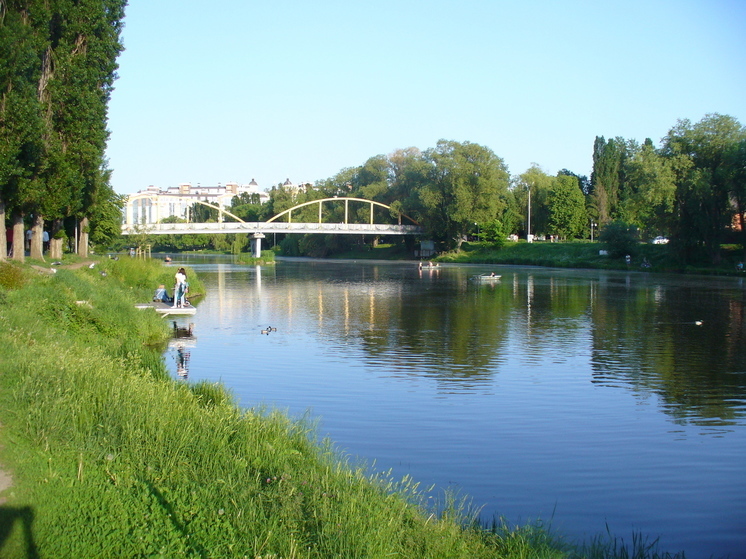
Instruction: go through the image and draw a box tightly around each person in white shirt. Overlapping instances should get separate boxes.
[172,268,188,308]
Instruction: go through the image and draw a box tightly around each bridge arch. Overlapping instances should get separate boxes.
[189,199,246,223]
[266,197,419,226]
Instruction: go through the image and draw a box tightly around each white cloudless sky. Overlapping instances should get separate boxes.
[105,0,746,195]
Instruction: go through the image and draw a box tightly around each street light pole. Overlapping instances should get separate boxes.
[527,188,532,242]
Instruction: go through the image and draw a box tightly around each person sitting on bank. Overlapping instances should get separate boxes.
[153,284,172,304]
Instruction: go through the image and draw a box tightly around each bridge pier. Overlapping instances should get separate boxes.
[251,232,265,258]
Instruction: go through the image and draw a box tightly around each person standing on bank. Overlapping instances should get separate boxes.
[173,268,187,308]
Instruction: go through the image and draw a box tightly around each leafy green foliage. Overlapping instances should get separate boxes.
[420,140,511,249]
[481,219,509,247]
[514,164,554,237]
[590,136,630,225]
[662,114,746,264]
[547,174,587,239]
[619,138,676,236]
[599,221,640,259]
[0,0,126,257]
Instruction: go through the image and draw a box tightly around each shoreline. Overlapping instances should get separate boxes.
[162,240,746,278]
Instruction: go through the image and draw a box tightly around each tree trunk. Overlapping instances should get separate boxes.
[739,205,746,263]
[49,218,64,260]
[0,201,5,261]
[12,213,25,262]
[79,216,89,257]
[30,214,44,260]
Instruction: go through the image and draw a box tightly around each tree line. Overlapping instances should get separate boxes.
[1,2,743,265]
[225,115,745,263]
[590,114,746,263]
[0,0,126,262]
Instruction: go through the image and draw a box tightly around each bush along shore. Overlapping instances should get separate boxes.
[0,258,688,558]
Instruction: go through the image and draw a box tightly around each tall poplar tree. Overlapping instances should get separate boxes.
[0,1,45,261]
[590,136,628,225]
[40,0,126,257]
[0,0,126,259]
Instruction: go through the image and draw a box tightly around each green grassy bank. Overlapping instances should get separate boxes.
[436,240,746,276]
[0,258,687,558]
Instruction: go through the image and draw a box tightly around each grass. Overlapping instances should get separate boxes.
[435,240,746,276]
[0,258,692,558]
[235,250,277,265]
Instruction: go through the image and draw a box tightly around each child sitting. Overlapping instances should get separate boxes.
[153,284,172,303]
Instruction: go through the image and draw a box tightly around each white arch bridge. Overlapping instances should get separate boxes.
[121,197,424,237]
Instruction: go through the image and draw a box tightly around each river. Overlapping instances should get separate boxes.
[165,255,746,559]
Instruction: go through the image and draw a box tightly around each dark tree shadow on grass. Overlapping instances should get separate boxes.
[0,506,39,559]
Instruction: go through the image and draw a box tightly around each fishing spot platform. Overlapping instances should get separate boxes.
[135,302,197,317]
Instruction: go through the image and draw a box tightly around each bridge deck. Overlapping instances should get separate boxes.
[122,222,423,236]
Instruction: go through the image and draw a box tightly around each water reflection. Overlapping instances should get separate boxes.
[588,276,746,428]
[169,321,195,378]
[178,258,746,427]
[168,257,746,558]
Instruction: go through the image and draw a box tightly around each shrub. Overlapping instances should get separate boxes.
[599,220,640,259]
[0,261,26,290]
[482,219,508,248]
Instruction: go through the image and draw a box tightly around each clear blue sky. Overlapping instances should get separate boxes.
[105,0,746,196]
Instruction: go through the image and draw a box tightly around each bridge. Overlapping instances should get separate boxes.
[121,197,423,237]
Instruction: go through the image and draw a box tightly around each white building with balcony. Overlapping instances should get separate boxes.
[124,180,269,226]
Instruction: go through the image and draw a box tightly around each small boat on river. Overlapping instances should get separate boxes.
[472,273,501,282]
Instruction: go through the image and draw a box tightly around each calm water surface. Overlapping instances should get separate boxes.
[167,256,746,559]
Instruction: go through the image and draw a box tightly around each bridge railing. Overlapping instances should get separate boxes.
[121,222,423,236]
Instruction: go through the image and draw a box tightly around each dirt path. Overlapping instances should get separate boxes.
[0,424,11,505]
[0,469,10,505]
[30,260,95,275]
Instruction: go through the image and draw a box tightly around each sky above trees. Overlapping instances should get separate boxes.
[104,0,746,195]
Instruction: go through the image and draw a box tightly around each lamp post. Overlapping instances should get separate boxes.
[527,187,533,243]
[474,222,479,242]
[590,221,596,242]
